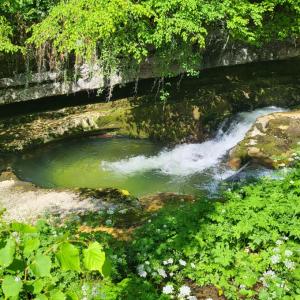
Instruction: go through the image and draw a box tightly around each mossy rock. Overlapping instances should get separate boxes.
[229,110,300,169]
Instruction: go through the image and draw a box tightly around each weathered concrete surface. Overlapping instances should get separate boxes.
[0,39,299,104]
[228,110,300,169]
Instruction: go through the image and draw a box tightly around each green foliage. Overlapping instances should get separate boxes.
[0,218,110,299]
[126,169,300,299]
[0,16,21,53]
[27,0,300,74]
[1,0,300,74]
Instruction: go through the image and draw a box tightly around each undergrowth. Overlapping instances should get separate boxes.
[1,168,300,299]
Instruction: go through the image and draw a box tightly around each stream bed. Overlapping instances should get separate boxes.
[12,107,284,196]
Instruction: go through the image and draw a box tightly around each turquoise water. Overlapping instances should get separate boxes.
[13,137,212,196]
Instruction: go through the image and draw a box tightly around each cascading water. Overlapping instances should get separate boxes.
[13,106,285,196]
[102,106,285,179]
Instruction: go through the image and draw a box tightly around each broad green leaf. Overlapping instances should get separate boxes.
[33,279,45,294]
[56,243,81,272]
[24,237,40,257]
[2,275,23,298]
[30,254,52,277]
[66,291,79,300]
[102,256,112,277]
[50,290,66,300]
[35,295,48,300]
[0,239,15,267]
[7,258,26,273]
[83,242,105,274]
[11,222,37,233]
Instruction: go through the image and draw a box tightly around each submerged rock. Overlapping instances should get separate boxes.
[228,110,300,169]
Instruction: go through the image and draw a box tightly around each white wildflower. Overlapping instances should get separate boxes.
[179,259,187,266]
[138,270,147,277]
[169,272,174,277]
[290,180,295,184]
[137,264,147,277]
[81,284,88,292]
[105,219,112,226]
[187,296,197,300]
[263,270,276,278]
[284,260,295,270]
[272,247,280,253]
[282,236,289,240]
[284,250,293,257]
[14,277,21,282]
[270,254,281,264]
[162,285,174,295]
[191,263,196,269]
[145,261,150,265]
[178,285,191,297]
[239,284,246,289]
[157,268,168,278]
[276,240,283,246]
[107,208,115,215]
[244,247,250,253]
[163,258,174,265]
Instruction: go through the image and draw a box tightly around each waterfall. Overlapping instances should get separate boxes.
[102,107,285,178]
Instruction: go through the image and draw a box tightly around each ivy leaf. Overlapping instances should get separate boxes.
[56,243,81,272]
[30,254,52,277]
[2,275,23,298]
[83,242,105,274]
[24,237,40,257]
[0,238,16,267]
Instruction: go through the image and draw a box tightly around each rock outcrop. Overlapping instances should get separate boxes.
[0,39,299,104]
[228,110,300,169]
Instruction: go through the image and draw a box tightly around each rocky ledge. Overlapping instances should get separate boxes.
[228,110,300,169]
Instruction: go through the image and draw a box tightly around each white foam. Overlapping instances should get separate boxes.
[102,107,285,177]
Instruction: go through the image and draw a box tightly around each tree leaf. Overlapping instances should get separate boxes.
[2,275,23,298]
[56,243,81,272]
[30,254,52,277]
[0,238,15,267]
[83,242,105,274]
[24,237,40,257]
